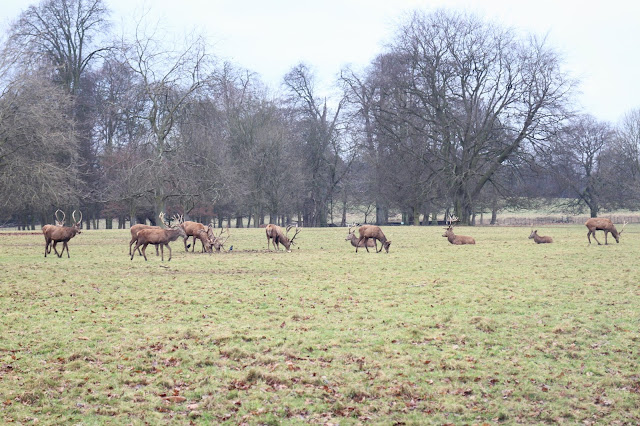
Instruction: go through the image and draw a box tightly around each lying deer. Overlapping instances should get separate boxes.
[442,215,475,245]
[43,210,83,258]
[345,226,375,248]
[355,224,391,253]
[585,218,627,245]
[265,224,301,252]
[130,213,187,261]
[528,227,553,244]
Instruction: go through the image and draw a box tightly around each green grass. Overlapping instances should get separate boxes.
[0,225,639,424]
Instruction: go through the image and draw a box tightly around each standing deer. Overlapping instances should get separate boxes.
[585,218,627,245]
[129,223,161,256]
[196,226,231,253]
[43,210,83,258]
[176,215,211,252]
[42,209,66,255]
[265,224,301,252]
[130,213,187,261]
[355,224,391,253]
[345,226,376,248]
[528,226,553,244]
[442,215,475,245]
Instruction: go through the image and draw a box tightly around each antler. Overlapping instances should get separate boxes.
[288,225,301,245]
[620,220,628,234]
[55,209,65,226]
[158,212,170,227]
[72,210,82,225]
[171,214,184,225]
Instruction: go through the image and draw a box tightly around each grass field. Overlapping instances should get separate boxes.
[0,225,639,424]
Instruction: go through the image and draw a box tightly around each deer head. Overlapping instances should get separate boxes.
[285,225,301,252]
[71,210,82,232]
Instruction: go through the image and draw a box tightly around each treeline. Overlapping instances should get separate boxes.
[1,1,639,229]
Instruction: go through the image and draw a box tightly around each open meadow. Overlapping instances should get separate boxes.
[0,225,639,424]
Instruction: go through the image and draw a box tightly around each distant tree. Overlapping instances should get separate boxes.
[548,116,615,217]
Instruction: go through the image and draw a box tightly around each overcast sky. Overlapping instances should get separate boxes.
[2,0,639,123]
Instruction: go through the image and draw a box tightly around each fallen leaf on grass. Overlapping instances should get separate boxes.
[77,336,89,341]
[164,396,187,403]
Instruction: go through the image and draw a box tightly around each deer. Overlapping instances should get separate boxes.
[345,225,376,249]
[442,215,475,245]
[585,218,627,245]
[43,210,83,258]
[129,223,161,256]
[175,215,211,252]
[196,226,231,253]
[355,224,391,253]
[130,213,187,261]
[528,226,553,244]
[265,224,301,252]
[42,209,66,255]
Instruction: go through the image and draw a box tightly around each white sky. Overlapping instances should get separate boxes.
[2,0,639,123]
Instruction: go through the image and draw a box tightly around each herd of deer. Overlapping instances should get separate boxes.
[40,211,629,260]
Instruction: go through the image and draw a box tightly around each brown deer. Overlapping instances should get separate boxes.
[130,213,187,261]
[196,226,231,253]
[43,210,83,258]
[176,215,211,252]
[355,224,391,253]
[442,215,475,245]
[585,218,627,245]
[345,225,376,249]
[265,224,301,252]
[42,209,66,255]
[129,223,161,256]
[528,226,553,244]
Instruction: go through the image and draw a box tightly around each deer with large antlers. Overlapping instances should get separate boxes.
[42,209,66,255]
[130,213,187,261]
[528,225,553,244]
[265,224,301,252]
[585,218,627,245]
[442,215,475,245]
[195,225,231,253]
[345,226,376,249]
[43,210,83,258]
[355,224,391,253]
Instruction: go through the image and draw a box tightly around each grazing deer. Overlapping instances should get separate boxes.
[176,215,211,252]
[528,226,553,244]
[585,218,627,245]
[442,215,475,245]
[355,224,391,253]
[130,213,187,261]
[43,210,83,258]
[42,209,66,255]
[129,223,161,256]
[265,224,301,252]
[345,226,376,248]
[196,226,231,253]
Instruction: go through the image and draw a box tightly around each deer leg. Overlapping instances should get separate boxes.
[52,241,62,257]
[64,242,70,258]
[374,239,380,253]
[166,243,172,261]
[142,243,149,261]
[129,237,135,256]
[155,243,159,256]
[191,235,196,252]
[590,230,602,245]
[131,242,141,260]
[604,231,609,245]
[364,238,371,253]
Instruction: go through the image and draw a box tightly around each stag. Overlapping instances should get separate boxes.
[129,223,161,256]
[442,215,475,245]
[265,224,301,252]
[176,215,211,252]
[528,226,553,244]
[355,224,391,253]
[43,210,82,258]
[195,226,231,253]
[345,226,376,248]
[42,209,66,255]
[585,218,627,245]
[130,213,187,261]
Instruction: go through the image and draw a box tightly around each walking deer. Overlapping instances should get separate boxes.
[355,224,391,253]
[43,210,83,258]
[265,224,301,252]
[129,223,161,256]
[130,213,187,261]
[528,226,553,244]
[345,226,376,248]
[585,218,627,245]
[442,215,475,245]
